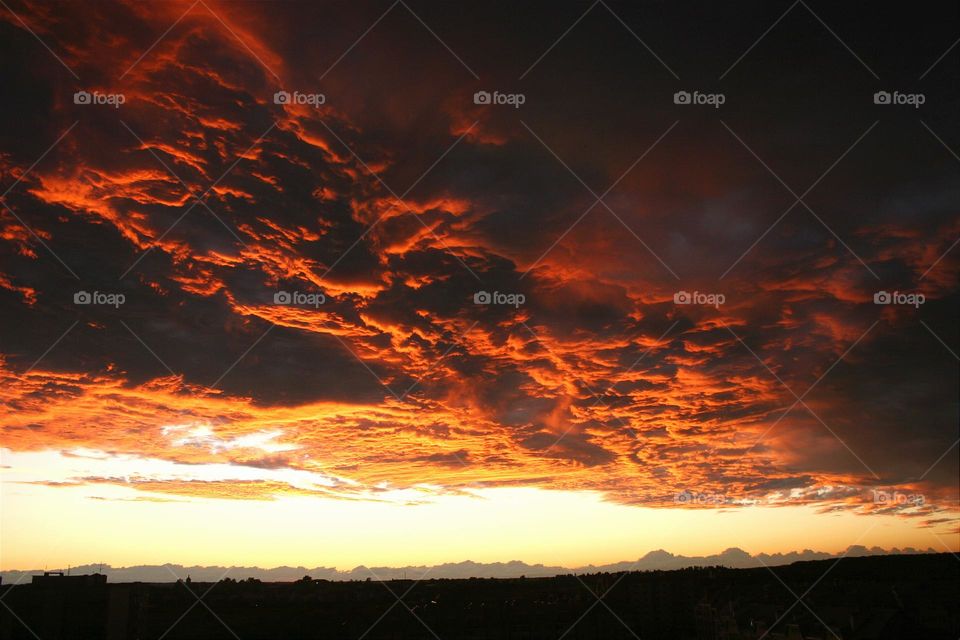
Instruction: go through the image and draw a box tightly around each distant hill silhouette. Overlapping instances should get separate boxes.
[2,545,937,583]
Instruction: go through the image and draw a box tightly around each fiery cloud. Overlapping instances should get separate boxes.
[1,0,957,547]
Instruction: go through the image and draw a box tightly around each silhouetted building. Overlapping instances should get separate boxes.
[26,572,108,640]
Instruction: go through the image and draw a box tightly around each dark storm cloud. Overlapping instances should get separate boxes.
[0,0,956,519]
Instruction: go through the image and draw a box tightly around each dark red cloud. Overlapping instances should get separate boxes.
[0,0,957,528]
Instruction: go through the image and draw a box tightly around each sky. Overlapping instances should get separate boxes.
[0,0,958,572]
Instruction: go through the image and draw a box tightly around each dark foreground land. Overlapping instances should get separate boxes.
[1,553,957,639]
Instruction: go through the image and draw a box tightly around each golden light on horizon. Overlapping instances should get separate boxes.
[2,449,956,572]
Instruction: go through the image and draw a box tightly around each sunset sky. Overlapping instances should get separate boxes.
[1,0,958,572]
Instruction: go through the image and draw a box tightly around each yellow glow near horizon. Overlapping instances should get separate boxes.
[3,451,957,571]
